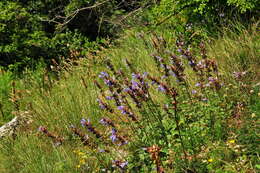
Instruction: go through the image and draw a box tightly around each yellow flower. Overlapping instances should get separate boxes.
[208,158,213,162]
[78,151,84,156]
[228,139,235,144]
[76,165,81,168]
[79,159,86,165]
[251,113,256,118]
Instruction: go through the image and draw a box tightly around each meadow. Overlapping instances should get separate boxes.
[0,1,259,172]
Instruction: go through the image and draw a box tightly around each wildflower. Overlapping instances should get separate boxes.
[79,159,86,164]
[105,96,113,100]
[99,117,115,127]
[70,125,89,145]
[143,72,148,78]
[219,13,225,17]
[201,98,208,102]
[110,128,117,142]
[208,158,213,163]
[97,99,106,109]
[99,72,109,78]
[158,85,166,92]
[131,80,139,90]
[112,160,128,169]
[205,83,210,87]
[99,149,105,153]
[38,126,63,145]
[195,83,201,87]
[233,71,246,79]
[104,79,113,86]
[81,118,102,138]
[191,90,197,94]
[228,139,235,144]
[132,73,141,79]
[38,126,47,133]
[177,48,182,53]
[118,105,127,114]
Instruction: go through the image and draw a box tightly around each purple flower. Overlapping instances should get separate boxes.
[177,48,182,53]
[143,72,148,78]
[131,80,139,89]
[188,60,195,66]
[99,149,105,153]
[117,105,125,111]
[100,118,108,126]
[118,141,128,146]
[110,128,117,142]
[191,90,197,94]
[113,160,128,169]
[80,118,89,127]
[99,72,109,78]
[119,161,128,168]
[97,99,106,109]
[195,82,201,87]
[155,55,163,62]
[117,106,127,114]
[123,88,131,92]
[105,96,113,100]
[158,85,166,92]
[169,71,176,77]
[104,79,113,86]
[38,126,46,132]
[233,71,246,79]
[132,73,141,79]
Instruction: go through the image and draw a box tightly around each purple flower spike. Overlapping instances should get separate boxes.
[99,72,109,78]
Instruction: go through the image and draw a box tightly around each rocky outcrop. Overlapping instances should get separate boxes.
[0,111,32,138]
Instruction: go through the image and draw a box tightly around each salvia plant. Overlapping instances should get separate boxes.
[37,33,252,172]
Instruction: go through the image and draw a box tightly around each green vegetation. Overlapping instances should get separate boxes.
[0,0,259,172]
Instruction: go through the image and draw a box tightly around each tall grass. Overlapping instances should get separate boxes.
[0,23,259,172]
